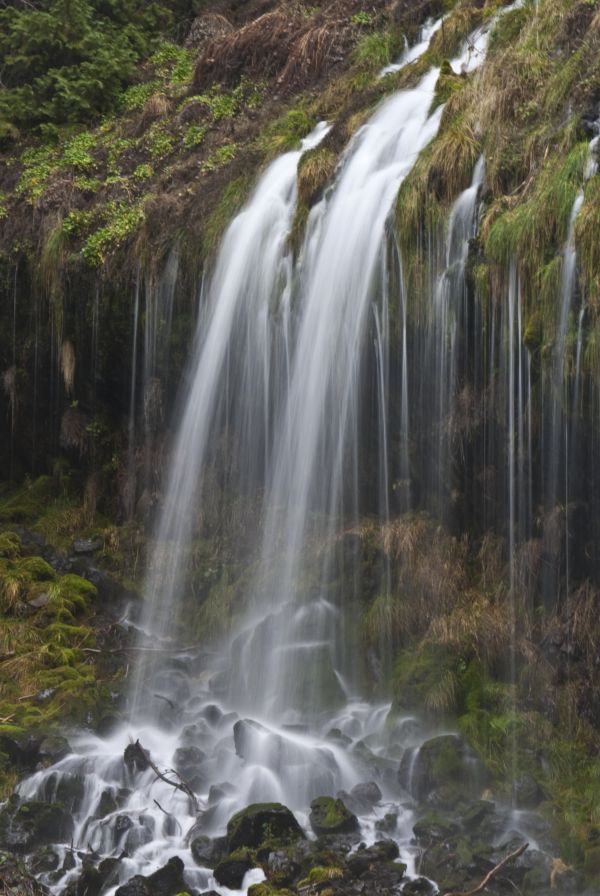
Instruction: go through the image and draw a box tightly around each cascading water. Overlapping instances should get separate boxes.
[15,9,543,896]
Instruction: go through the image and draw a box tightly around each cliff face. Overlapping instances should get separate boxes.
[2,0,600,878]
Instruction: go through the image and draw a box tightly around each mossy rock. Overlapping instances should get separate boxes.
[309,797,359,837]
[213,848,255,889]
[0,849,49,896]
[399,734,488,804]
[413,811,460,844]
[227,802,305,852]
[0,800,73,852]
[248,885,295,896]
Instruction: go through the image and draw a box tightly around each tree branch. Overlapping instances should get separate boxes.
[132,740,199,814]
[443,843,528,896]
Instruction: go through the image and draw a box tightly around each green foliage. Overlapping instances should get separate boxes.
[200,143,237,174]
[16,146,59,201]
[0,0,186,136]
[183,125,207,150]
[146,126,175,160]
[258,105,318,157]
[120,81,161,112]
[149,42,195,85]
[351,11,374,26]
[82,201,145,265]
[133,163,154,179]
[62,132,97,171]
[202,176,252,255]
[353,30,403,71]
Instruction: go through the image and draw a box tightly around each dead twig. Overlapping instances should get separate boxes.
[133,740,199,813]
[443,843,528,896]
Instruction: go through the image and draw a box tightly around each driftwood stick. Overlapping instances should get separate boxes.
[134,740,199,814]
[443,843,528,896]
[82,645,198,654]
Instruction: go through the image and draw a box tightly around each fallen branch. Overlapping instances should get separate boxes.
[132,740,199,813]
[82,645,198,654]
[443,843,528,896]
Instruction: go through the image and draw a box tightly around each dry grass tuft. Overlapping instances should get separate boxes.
[279,21,356,91]
[60,340,76,396]
[193,9,304,90]
[297,146,338,207]
[139,92,172,132]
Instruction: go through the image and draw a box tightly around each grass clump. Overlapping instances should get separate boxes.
[82,200,145,265]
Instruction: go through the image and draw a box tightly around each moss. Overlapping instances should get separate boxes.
[0,532,21,559]
[257,104,318,158]
[353,29,404,73]
[297,866,344,887]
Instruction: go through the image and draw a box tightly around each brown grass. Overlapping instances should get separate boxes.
[193,9,305,90]
[139,93,172,132]
[279,21,356,91]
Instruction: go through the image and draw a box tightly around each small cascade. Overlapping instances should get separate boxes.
[542,121,600,611]
[421,156,485,518]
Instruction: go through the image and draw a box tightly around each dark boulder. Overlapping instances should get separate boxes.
[0,850,50,896]
[0,800,73,852]
[172,745,206,792]
[124,741,150,773]
[227,803,305,851]
[309,796,359,837]
[346,839,400,876]
[38,734,71,765]
[214,848,255,889]
[399,735,488,806]
[115,856,187,896]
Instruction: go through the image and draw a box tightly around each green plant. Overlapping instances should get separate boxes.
[183,125,207,149]
[351,11,374,26]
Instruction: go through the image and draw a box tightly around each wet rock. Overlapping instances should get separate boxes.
[172,745,206,791]
[201,703,223,725]
[459,799,495,831]
[399,735,488,805]
[310,796,359,837]
[346,839,401,876]
[265,847,303,887]
[146,855,187,896]
[227,802,305,851]
[62,856,119,896]
[0,850,50,895]
[190,834,223,867]
[124,741,150,773]
[214,848,255,888]
[208,781,235,804]
[40,772,85,813]
[28,591,50,608]
[0,732,41,769]
[73,536,103,554]
[0,800,73,852]
[350,781,382,809]
[115,877,151,896]
[112,814,134,847]
[401,878,436,895]
[413,810,460,843]
[38,734,71,764]
[513,773,545,808]
[116,856,186,896]
[375,812,398,834]
[326,727,352,746]
[27,845,60,874]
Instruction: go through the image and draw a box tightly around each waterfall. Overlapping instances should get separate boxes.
[15,9,537,896]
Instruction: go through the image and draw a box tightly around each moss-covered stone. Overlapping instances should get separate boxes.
[309,797,359,837]
[226,802,305,852]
